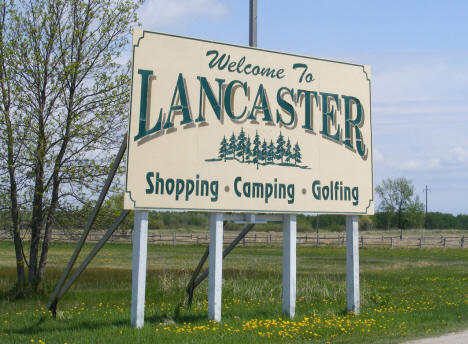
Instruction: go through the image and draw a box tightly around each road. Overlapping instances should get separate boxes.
[404,329,468,344]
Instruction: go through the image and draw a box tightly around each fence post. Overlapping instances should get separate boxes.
[267,233,270,245]
[196,236,199,246]
[443,237,446,249]
[173,233,176,246]
[316,235,319,247]
[418,237,422,249]
[360,236,364,249]
[461,236,464,248]
[390,237,393,249]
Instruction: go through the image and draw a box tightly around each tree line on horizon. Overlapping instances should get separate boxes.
[215,128,304,169]
[1,203,466,233]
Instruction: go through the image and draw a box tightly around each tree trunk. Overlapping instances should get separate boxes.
[29,169,44,287]
[38,213,53,281]
[39,126,70,281]
[29,120,46,287]
[9,167,26,287]
[5,117,26,287]
[397,206,403,230]
[38,73,74,280]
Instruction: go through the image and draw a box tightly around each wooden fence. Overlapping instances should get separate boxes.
[0,231,466,249]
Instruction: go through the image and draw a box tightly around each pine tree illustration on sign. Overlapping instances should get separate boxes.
[236,128,247,162]
[219,136,228,162]
[261,139,268,165]
[252,131,262,169]
[228,132,236,159]
[293,142,302,166]
[206,128,310,169]
[275,132,285,163]
[245,136,252,162]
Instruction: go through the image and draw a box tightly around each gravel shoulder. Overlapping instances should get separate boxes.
[404,329,468,344]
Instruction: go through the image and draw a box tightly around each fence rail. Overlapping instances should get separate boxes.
[0,231,466,249]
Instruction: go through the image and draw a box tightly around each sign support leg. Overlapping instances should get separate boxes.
[282,214,296,318]
[131,211,148,328]
[346,215,360,314]
[187,223,255,307]
[47,134,127,313]
[208,213,223,322]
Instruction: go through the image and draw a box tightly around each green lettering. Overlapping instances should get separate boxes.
[163,73,193,129]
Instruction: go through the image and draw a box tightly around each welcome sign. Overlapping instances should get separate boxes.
[124,30,374,215]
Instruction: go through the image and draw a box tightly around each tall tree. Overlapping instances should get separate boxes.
[236,128,246,162]
[375,177,422,236]
[218,136,227,161]
[402,196,425,229]
[2,0,139,288]
[15,0,66,288]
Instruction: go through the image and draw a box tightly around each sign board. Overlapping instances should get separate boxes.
[124,30,374,215]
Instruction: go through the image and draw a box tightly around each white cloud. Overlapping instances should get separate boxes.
[446,146,468,163]
[138,0,228,29]
[397,158,440,171]
[399,160,420,171]
[378,156,442,172]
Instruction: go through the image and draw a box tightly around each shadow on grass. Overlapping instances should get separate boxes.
[2,316,129,337]
[2,310,208,337]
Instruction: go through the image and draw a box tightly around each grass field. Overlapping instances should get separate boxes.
[1,240,468,343]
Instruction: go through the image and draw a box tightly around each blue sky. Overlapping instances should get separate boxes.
[136,0,468,214]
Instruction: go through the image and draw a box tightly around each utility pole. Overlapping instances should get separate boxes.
[423,185,430,228]
[249,0,257,47]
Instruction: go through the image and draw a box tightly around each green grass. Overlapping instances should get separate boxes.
[1,240,468,343]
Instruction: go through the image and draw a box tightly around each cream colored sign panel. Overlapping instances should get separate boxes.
[124,30,374,215]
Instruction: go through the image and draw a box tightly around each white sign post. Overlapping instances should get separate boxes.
[346,215,360,313]
[131,211,149,328]
[282,215,296,318]
[208,213,224,321]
